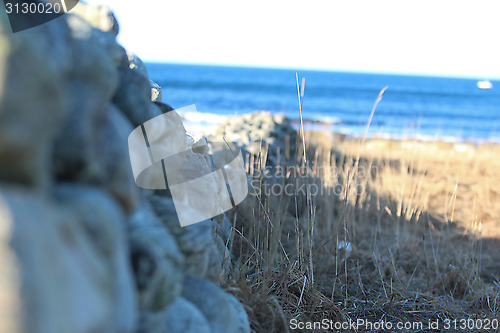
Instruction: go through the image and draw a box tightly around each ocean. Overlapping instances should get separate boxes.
[146,63,500,143]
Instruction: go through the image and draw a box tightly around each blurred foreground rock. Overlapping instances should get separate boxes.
[0,2,249,333]
[0,185,137,333]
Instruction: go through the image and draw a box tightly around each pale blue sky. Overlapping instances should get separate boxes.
[84,0,500,79]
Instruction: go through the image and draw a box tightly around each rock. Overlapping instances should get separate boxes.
[0,192,22,333]
[0,15,71,188]
[154,101,174,114]
[186,134,195,146]
[135,311,164,333]
[210,142,249,208]
[66,6,127,66]
[148,195,215,278]
[52,15,124,188]
[227,293,251,333]
[127,51,150,80]
[209,111,297,166]
[148,196,213,252]
[233,180,261,225]
[150,80,162,102]
[192,136,210,154]
[113,66,157,126]
[136,298,211,333]
[211,214,233,245]
[127,109,186,193]
[182,276,250,333]
[128,200,184,312]
[130,103,188,172]
[54,102,139,213]
[52,84,108,181]
[53,184,138,333]
[164,297,211,333]
[0,185,138,333]
[167,149,230,226]
[130,109,231,226]
[89,106,139,212]
[72,2,120,36]
[53,14,126,192]
[205,234,232,283]
[65,14,121,94]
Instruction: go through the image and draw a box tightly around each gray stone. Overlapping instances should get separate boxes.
[140,121,230,227]
[53,103,139,213]
[52,15,125,190]
[148,195,215,278]
[211,214,233,245]
[52,15,125,193]
[71,2,120,36]
[113,66,159,127]
[0,192,22,333]
[182,276,250,333]
[209,111,297,166]
[53,184,138,333]
[0,185,138,333]
[227,293,251,333]
[154,101,174,114]
[129,200,184,312]
[136,297,213,333]
[148,196,213,252]
[53,84,108,181]
[205,234,232,283]
[184,253,210,278]
[66,11,127,67]
[164,297,211,333]
[150,80,162,102]
[90,106,139,212]
[127,51,150,80]
[0,15,72,188]
[135,311,164,333]
[65,14,120,98]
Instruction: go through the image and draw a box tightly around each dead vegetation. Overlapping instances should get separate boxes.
[223,130,500,332]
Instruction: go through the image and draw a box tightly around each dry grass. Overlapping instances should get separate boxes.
[222,128,500,332]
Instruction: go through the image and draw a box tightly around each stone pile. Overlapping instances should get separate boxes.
[0,2,249,333]
[209,111,298,166]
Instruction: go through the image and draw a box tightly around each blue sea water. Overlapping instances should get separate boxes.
[146,63,500,143]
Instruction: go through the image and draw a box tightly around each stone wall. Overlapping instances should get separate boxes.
[208,111,297,166]
[0,3,249,333]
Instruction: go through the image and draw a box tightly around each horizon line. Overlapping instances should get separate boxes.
[142,60,500,81]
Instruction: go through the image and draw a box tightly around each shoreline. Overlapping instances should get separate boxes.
[179,109,500,146]
[288,118,500,145]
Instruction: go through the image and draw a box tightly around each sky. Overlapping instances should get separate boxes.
[84,0,500,79]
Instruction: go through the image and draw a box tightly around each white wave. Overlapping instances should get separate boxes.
[179,111,229,125]
[310,114,342,124]
[177,111,229,137]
